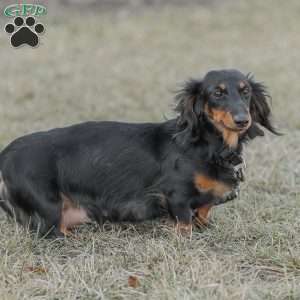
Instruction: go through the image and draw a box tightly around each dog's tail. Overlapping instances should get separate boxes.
[0,150,14,217]
[0,149,14,217]
[0,152,58,237]
[0,170,51,236]
[0,171,14,217]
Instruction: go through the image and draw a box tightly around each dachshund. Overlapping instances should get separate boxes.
[0,69,279,237]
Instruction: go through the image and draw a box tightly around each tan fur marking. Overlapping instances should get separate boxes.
[222,128,239,148]
[60,193,90,233]
[194,174,231,197]
[60,223,72,236]
[205,106,239,148]
[194,204,213,226]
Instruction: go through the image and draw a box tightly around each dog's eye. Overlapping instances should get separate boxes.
[214,90,223,98]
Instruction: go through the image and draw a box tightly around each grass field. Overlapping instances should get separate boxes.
[0,0,300,299]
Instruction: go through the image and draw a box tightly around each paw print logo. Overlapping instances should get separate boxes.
[5,16,45,48]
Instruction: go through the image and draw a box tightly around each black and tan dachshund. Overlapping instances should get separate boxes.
[0,69,279,237]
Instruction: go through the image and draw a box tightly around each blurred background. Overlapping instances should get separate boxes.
[0,0,299,144]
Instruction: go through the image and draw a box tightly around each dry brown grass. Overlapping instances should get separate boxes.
[0,0,300,299]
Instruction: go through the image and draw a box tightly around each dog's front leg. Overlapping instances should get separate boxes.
[194,204,213,227]
[168,198,193,235]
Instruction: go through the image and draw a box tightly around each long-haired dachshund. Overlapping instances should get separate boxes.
[0,69,279,237]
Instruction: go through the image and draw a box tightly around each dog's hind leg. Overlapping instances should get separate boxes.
[3,175,64,238]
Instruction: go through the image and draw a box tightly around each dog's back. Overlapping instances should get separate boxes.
[0,120,171,236]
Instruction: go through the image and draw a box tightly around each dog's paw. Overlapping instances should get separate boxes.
[175,222,193,237]
[5,16,45,48]
[193,204,213,228]
[225,188,239,201]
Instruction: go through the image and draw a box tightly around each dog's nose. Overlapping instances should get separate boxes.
[233,114,250,128]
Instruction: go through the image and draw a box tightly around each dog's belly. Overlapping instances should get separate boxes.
[61,189,163,224]
[112,198,162,222]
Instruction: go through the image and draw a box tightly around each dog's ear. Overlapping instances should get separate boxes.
[248,76,280,136]
[175,79,203,141]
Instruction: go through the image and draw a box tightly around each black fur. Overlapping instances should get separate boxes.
[248,75,280,135]
[0,69,279,237]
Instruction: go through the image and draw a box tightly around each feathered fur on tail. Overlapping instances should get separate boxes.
[0,171,14,217]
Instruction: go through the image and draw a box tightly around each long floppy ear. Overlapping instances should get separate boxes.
[174,79,203,141]
[248,76,280,136]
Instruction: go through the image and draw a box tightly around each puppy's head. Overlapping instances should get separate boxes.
[175,69,279,147]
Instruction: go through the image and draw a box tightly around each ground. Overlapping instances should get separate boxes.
[0,0,299,299]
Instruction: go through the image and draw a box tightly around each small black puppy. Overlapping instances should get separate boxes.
[0,69,278,237]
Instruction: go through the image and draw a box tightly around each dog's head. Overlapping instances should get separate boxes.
[175,69,279,147]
